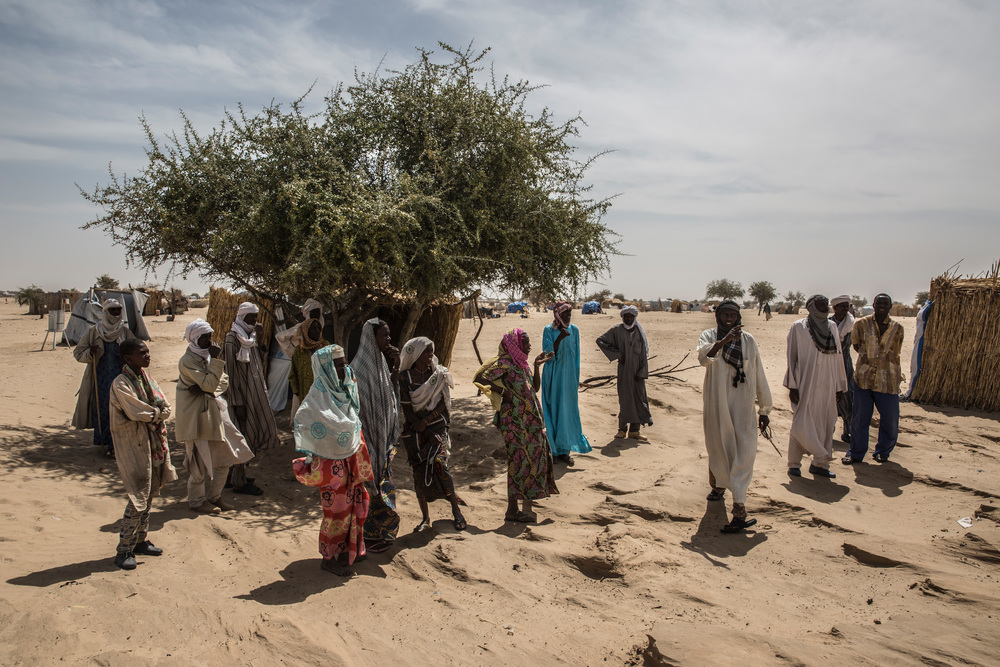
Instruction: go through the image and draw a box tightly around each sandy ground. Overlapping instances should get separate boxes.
[0,300,998,666]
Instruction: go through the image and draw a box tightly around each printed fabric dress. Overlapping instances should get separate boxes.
[292,446,373,565]
[482,356,558,501]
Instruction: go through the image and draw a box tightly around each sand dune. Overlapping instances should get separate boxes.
[1,301,997,666]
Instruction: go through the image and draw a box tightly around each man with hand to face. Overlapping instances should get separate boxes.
[596,305,653,440]
[783,295,847,478]
[843,294,904,464]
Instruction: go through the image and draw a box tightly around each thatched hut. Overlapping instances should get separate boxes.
[206,287,277,348]
[908,271,1000,411]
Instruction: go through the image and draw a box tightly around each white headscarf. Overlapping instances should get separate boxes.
[620,305,649,357]
[829,295,856,339]
[230,302,259,362]
[399,337,454,413]
[96,298,127,343]
[274,298,325,357]
[293,345,363,461]
[184,318,214,365]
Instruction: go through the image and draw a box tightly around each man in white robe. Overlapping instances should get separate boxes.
[699,301,772,532]
[783,294,847,478]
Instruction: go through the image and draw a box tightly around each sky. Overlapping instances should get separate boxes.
[1,0,998,303]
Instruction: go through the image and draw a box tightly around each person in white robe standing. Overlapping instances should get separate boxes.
[698,301,772,533]
[783,294,847,478]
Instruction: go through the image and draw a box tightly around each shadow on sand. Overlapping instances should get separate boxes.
[680,501,768,567]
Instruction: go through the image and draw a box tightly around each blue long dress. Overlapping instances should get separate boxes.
[94,340,124,453]
[541,324,592,456]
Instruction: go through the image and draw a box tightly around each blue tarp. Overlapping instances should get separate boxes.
[582,300,602,314]
[506,301,528,313]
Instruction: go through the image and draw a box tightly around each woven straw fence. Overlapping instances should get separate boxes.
[909,273,1000,411]
[380,302,463,367]
[206,287,276,348]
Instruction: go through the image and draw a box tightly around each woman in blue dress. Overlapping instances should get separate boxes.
[541,302,591,465]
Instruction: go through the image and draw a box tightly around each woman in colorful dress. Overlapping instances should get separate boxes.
[352,319,402,552]
[292,344,374,577]
[474,328,558,523]
[399,337,466,531]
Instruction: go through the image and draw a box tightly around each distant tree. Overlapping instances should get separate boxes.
[748,281,777,313]
[586,288,613,302]
[95,273,120,290]
[915,291,930,306]
[612,292,626,301]
[850,295,868,308]
[15,285,46,315]
[706,278,744,301]
[784,290,806,307]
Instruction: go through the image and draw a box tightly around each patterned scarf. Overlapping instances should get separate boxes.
[121,364,168,460]
[300,318,325,352]
[293,345,363,461]
[552,301,573,330]
[500,328,531,372]
[715,301,745,388]
[351,319,401,484]
[805,295,838,354]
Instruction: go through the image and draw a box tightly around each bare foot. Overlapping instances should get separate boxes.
[191,501,221,514]
[414,519,432,532]
[320,558,352,577]
[210,498,235,512]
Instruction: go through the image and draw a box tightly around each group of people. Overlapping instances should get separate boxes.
[76,291,904,574]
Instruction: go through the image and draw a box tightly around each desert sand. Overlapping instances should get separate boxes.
[0,300,997,666]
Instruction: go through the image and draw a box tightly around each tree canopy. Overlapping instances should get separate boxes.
[15,285,45,313]
[95,274,119,290]
[784,290,806,307]
[851,295,868,308]
[81,43,618,342]
[706,278,744,301]
[747,280,776,308]
[915,290,930,306]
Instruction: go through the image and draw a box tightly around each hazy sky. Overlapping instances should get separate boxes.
[2,0,998,303]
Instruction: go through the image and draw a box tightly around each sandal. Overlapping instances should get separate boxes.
[366,539,393,553]
[504,510,536,524]
[721,517,757,534]
[453,515,467,531]
[706,489,726,501]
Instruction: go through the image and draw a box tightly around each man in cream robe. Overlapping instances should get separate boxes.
[783,295,847,477]
[177,319,253,514]
[699,301,772,532]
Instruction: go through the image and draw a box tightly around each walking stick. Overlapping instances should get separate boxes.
[92,354,103,437]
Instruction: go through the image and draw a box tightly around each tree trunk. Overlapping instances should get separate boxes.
[398,301,425,345]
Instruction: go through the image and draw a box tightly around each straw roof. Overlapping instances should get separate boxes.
[206,287,276,348]
[909,268,1000,411]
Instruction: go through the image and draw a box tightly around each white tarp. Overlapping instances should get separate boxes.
[65,289,150,345]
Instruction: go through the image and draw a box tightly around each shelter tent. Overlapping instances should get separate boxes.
[506,301,528,314]
[582,300,603,314]
[65,289,150,345]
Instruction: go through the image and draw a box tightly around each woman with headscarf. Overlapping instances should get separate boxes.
[541,302,591,465]
[292,344,374,577]
[474,328,558,523]
[698,301,773,532]
[398,337,466,531]
[352,318,402,552]
[176,319,254,514]
[596,305,653,440]
[288,318,328,421]
[73,298,138,456]
[224,301,280,496]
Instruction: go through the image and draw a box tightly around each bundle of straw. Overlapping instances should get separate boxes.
[910,262,1000,411]
[205,287,276,348]
[380,301,463,367]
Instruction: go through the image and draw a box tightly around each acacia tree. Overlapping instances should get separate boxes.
[706,278,744,301]
[81,43,617,344]
[15,285,45,314]
[748,280,776,312]
[915,291,930,306]
[95,274,119,289]
[784,290,806,307]
[851,295,868,308]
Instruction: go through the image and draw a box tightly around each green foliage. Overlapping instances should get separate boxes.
[586,288,612,302]
[612,292,626,301]
[915,290,930,306]
[95,273,119,289]
[851,294,868,308]
[15,285,45,312]
[747,280,776,307]
[80,43,617,342]
[706,278,744,301]
[784,290,806,307]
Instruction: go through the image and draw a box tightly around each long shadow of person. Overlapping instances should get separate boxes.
[599,438,640,458]
[680,500,768,567]
[848,460,913,498]
[781,474,851,502]
[7,557,124,587]
[236,557,386,605]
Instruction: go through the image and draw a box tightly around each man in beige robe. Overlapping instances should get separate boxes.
[176,319,253,514]
[109,339,177,570]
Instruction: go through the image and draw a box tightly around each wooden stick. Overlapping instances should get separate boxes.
[92,355,102,436]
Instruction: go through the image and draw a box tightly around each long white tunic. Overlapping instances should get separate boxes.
[783,319,848,466]
[698,330,773,504]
